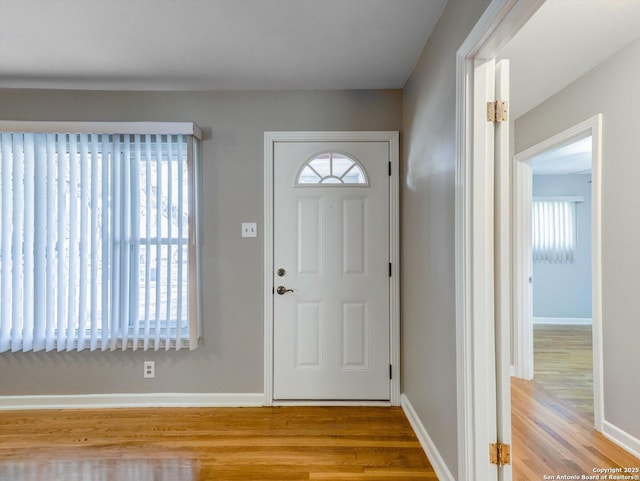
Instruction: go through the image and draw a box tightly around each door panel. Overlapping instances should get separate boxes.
[342,198,368,276]
[296,197,322,275]
[295,301,322,368]
[341,301,368,369]
[273,141,390,400]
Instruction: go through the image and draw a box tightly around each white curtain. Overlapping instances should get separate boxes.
[532,199,576,263]
[0,132,196,352]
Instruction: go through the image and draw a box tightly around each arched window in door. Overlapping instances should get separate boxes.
[296,152,368,186]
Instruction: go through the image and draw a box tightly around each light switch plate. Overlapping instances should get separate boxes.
[242,222,257,238]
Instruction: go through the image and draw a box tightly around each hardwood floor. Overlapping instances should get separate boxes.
[533,324,594,419]
[2,324,636,481]
[513,324,640,480]
[512,377,640,481]
[0,406,437,481]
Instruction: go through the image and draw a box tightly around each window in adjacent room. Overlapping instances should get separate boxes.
[0,122,202,352]
[532,197,582,264]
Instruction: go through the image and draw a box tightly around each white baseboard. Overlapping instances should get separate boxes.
[401,393,455,481]
[0,392,264,410]
[533,317,592,325]
[510,364,516,377]
[273,400,391,407]
[602,420,640,460]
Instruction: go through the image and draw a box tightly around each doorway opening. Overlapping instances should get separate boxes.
[529,135,594,422]
[512,117,603,431]
[457,0,640,478]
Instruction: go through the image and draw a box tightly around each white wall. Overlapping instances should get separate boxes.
[532,174,592,320]
[401,0,492,475]
[515,37,640,444]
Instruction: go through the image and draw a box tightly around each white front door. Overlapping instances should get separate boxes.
[273,141,390,400]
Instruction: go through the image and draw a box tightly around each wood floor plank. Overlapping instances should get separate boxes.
[0,406,436,481]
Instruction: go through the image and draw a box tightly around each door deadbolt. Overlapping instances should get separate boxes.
[276,286,294,295]
[277,268,286,277]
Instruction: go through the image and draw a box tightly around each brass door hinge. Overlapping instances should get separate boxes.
[487,101,508,123]
[490,443,511,466]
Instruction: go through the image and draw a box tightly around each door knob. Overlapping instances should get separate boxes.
[276,286,294,295]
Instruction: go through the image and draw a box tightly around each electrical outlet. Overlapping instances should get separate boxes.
[143,361,155,379]
[242,222,257,238]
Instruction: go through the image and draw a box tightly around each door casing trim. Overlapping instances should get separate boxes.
[263,131,400,407]
[455,1,545,480]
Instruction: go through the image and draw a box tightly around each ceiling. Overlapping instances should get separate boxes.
[0,0,447,91]
[500,0,640,120]
[531,136,591,176]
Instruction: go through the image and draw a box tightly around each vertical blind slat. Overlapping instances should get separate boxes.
[0,134,12,352]
[45,134,57,351]
[0,133,11,352]
[12,134,25,352]
[154,135,163,349]
[67,134,79,351]
[121,135,131,349]
[131,135,142,349]
[23,134,35,351]
[77,134,90,350]
[101,135,110,350]
[111,135,122,350]
[143,135,152,351]
[33,134,47,351]
[176,135,184,349]
[56,134,68,351]
[90,134,100,351]
[188,137,198,350]
[166,136,173,350]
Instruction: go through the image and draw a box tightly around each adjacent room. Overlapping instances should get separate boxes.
[530,138,594,420]
[502,0,640,478]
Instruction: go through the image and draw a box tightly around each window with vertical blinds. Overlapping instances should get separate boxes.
[0,122,202,352]
[532,197,581,264]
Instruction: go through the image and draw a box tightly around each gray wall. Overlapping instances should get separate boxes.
[515,37,640,441]
[532,174,592,320]
[401,0,492,475]
[0,88,402,395]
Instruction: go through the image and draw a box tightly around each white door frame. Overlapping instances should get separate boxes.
[455,1,545,480]
[512,115,604,431]
[263,131,400,407]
